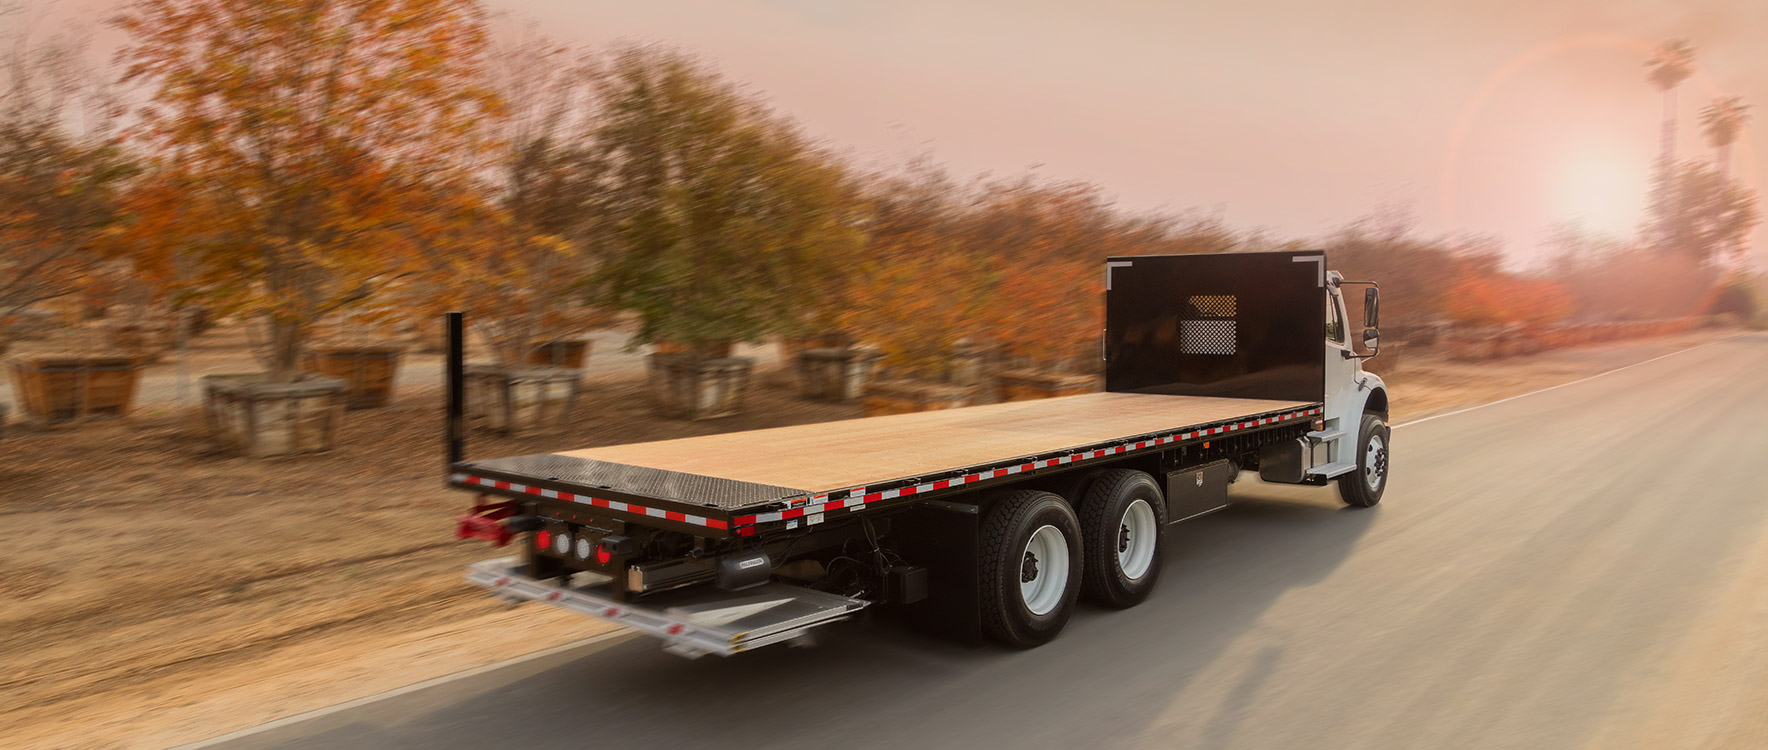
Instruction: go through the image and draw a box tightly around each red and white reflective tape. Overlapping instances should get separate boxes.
[732,407,1323,530]
[450,474,729,530]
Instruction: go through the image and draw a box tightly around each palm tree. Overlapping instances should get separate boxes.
[1645,40,1697,168]
[1699,95,1751,179]
[1698,96,1754,269]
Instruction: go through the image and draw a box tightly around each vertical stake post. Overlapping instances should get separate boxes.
[446,311,465,468]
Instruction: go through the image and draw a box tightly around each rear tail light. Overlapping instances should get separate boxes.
[536,530,551,549]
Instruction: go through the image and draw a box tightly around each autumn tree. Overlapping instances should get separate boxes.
[840,240,994,379]
[0,10,133,343]
[953,176,1138,368]
[114,0,503,381]
[986,258,1097,370]
[591,46,859,357]
[958,176,1127,266]
[409,31,610,364]
[1700,95,1751,179]
[1440,263,1575,329]
[1643,161,1760,265]
[1322,208,1488,331]
[1645,40,1696,170]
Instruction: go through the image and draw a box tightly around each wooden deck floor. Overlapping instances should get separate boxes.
[558,393,1312,495]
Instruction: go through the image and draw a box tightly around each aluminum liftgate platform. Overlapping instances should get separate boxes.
[468,558,868,658]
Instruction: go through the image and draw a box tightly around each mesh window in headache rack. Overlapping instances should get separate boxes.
[1181,319,1237,355]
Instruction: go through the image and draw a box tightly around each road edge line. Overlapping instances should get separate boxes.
[1392,333,1746,429]
[171,629,631,749]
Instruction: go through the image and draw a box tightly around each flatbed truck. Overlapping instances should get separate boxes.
[450,251,1390,655]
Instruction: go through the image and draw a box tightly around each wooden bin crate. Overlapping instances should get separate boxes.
[465,365,580,435]
[202,374,347,457]
[524,339,593,371]
[302,346,402,410]
[648,354,754,420]
[796,347,881,402]
[8,355,143,423]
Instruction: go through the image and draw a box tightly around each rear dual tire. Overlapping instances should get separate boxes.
[1078,469,1167,608]
[979,470,1169,648]
[979,490,1084,649]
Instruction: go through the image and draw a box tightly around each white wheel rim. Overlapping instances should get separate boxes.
[1019,525,1069,616]
[1117,499,1158,581]
[1366,433,1387,491]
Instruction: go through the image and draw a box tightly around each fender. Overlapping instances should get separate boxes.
[1356,373,1389,421]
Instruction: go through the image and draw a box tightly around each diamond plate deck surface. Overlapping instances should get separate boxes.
[459,453,807,510]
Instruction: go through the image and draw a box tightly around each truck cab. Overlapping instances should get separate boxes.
[1319,271,1389,500]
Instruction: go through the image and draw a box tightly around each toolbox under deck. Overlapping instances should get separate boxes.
[452,393,1320,536]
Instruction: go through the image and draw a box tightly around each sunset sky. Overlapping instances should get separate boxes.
[502,0,1766,268]
[26,0,1768,268]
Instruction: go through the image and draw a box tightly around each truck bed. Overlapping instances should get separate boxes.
[565,393,1306,491]
[451,393,1321,536]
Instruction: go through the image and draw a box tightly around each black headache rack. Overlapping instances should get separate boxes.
[1105,250,1328,402]
[446,401,1324,540]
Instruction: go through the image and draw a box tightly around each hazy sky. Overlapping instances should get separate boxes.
[502,0,1767,268]
[25,0,1767,267]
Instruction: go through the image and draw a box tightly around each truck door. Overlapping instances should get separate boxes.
[1322,278,1357,462]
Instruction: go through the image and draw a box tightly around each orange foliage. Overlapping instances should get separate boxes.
[839,238,995,380]
[1441,265,1577,329]
[113,0,503,379]
[987,259,1100,368]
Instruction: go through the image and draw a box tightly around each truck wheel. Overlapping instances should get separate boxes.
[1078,469,1168,608]
[1337,413,1390,508]
[980,490,1083,648]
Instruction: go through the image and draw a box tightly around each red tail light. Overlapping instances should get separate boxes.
[536,530,552,549]
[596,547,612,565]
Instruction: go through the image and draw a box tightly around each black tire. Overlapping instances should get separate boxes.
[979,489,1083,649]
[1078,469,1168,608]
[1336,413,1390,508]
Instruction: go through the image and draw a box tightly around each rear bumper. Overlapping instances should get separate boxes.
[466,558,868,658]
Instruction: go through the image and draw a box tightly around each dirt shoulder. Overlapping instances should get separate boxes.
[0,328,1738,749]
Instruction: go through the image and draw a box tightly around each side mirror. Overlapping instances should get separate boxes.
[1362,327,1379,351]
[1363,287,1380,328]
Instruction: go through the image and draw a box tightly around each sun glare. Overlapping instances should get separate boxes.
[1552,148,1646,235]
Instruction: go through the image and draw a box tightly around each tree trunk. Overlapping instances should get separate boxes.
[1660,87,1678,168]
[268,315,304,383]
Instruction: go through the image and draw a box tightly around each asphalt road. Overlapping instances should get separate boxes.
[206,333,1768,750]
